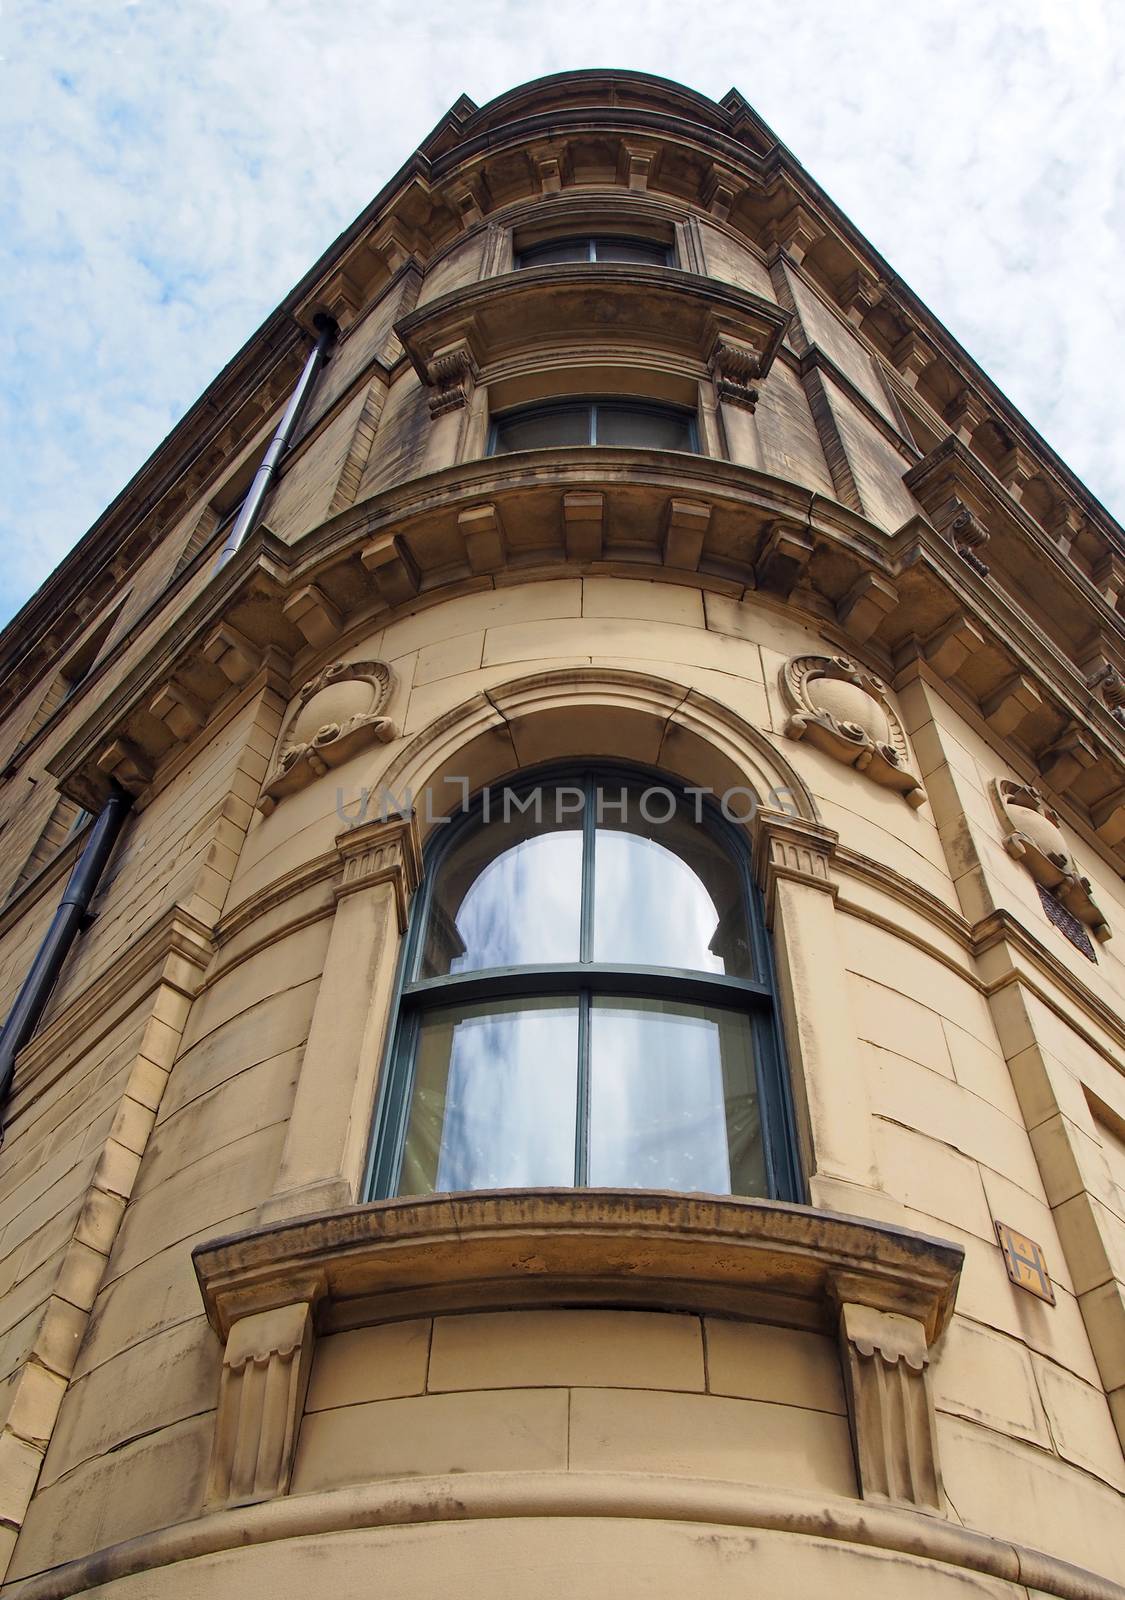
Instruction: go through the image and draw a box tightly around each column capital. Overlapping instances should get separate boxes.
[752,810,838,926]
[335,811,422,930]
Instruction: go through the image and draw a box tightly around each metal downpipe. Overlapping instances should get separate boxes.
[0,787,133,1123]
[215,314,337,570]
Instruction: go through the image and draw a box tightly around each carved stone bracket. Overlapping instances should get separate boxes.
[947,501,991,577]
[993,779,1111,941]
[335,811,422,932]
[708,332,761,409]
[782,655,926,808]
[755,520,813,598]
[425,339,479,417]
[835,1296,943,1513]
[204,1292,320,1511]
[752,810,838,927]
[258,661,396,816]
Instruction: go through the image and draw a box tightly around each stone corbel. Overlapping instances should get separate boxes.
[997,444,1036,503]
[1047,503,1084,557]
[361,533,421,606]
[424,338,479,418]
[445,172,490,230]
[528,141,570,194]
[204,1289,321,1511]
[96,738,153,794]
[755,519,814,598]
[891,330,933,389]
[837,268,881,327]
[562,492,605,562]
[924,613,985,680]
[1038,725,1098,794]
[617,139,660,191]
[708,332,762,409]
[202,624,263,686]
[769,202,823,265]
[982,673,1042,739]
[701,163,743,221]
[1092,786,1125,848]
[1092,551,1125,611]
[835,1296,943,1513]
[148,682,208,743]
[945,390,989,446]
[458,503,506,575]
[947,501,990,577]
[836,572,898,646]
[662,499,710,572]
[1084,656,1125,724]
[782,654,926,808]
[370,216,420,275]
[283,584,344,650]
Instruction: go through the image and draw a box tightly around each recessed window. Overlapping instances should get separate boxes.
[516,235,672,269]
[489,399,697,455]
[367,768,801,1203]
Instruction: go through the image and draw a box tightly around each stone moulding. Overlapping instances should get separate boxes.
[395,264,790,399]
[192,1191,962,1521]
[8,1473,1124,1600]
[781,654,926,808]
[992,778,1111,941]
[258,660,395,816]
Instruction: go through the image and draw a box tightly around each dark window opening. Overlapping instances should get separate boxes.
[516,235,672,269]
[489,399,697,456]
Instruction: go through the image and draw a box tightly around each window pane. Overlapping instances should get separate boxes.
[420,786,584,976]
[595,406,693,450]
[492,408,591,452]
[592,239,670,266]
[517,239,591,266]
[399,998,579,1194]
[592,781,754,977]
[588,997,765,1196]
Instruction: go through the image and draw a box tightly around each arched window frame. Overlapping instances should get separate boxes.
[366,762,803,1205]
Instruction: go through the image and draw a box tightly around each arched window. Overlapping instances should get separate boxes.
[489,399,697,455]
[367,768,802,1203]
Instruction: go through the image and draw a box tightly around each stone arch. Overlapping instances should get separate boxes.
[374,665,818,843]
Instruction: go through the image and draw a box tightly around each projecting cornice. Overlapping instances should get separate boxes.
[44,451,1125,874]
[395,265,789,398]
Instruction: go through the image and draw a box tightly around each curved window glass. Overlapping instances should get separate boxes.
[368,769,801,1204]
[516,236,672,269]
[490,400,697,455]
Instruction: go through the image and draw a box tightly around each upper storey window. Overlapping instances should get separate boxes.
[516,235,672,269]
[489,399,697,455]
[366,768,801,1204]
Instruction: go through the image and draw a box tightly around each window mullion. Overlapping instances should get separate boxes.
[575,989,591,1184]
[589,404,598,446]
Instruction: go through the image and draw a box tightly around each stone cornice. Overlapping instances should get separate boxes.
[396,263,789,395]
[41,454,1125,875]
[193,1189,962,1343]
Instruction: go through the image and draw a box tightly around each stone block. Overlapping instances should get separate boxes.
[704,1319,845,1413]
[428,1310,705,1394]
[305,1321,430,1412]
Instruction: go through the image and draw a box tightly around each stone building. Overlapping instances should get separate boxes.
[0,67,1122,1598]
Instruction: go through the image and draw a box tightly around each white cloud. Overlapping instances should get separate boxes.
[1,0,1123,622]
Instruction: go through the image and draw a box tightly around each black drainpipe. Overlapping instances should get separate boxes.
[215,313,337,570]
[0,787,133,1126]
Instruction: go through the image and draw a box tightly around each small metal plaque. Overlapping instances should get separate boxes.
[995,1220,1055,1305]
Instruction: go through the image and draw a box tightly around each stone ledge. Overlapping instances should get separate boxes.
[5,1469,1122,1600]
[192,1189,962,1342]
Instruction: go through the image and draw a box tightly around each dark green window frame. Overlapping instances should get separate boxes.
[487,398,699,456]
[515,235,673,268]
[365,764,804,1204]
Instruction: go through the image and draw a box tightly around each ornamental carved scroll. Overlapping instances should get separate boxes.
[993,779,1111,942]
[781,655,926,808]
[258,661,395,816]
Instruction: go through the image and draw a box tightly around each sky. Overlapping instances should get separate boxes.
[1,0,1123,628]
